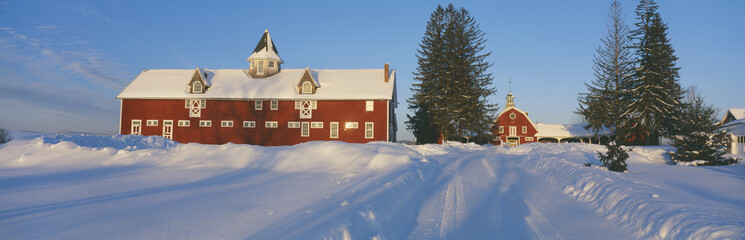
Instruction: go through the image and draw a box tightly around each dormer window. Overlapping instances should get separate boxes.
[193,82,203,93]
[302,82,312,94]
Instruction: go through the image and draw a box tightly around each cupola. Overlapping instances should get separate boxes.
[505,92,515,108]
[247,29,283,78]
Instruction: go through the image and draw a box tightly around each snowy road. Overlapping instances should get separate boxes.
[408,149,634,239]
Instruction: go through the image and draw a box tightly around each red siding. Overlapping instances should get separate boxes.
[120,99,390,146]
[490,108,538,145]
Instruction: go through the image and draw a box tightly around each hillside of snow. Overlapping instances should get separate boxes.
[1,134,743,239]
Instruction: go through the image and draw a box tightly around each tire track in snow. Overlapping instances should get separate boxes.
[438,173,466,239]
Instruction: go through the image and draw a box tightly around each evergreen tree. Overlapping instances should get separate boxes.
[0,127,10,144]
[578,0,635,145]
[408,4,496,142]
[669,88,738,165]
[405,103,439,144]
[626,0,684,144]
[598,141,629,172]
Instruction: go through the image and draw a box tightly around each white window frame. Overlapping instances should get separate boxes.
[526,137,534,141]
[300,101,312,119]
[365,122,374,139]
[366,101,374,111]
[330,122,339,138]
[288,121,301,128]
[147,120,158,126]
[178,120,190,127]
[243,121,256,128]
[522,126,527,134]
[510,112,517,120]
[257,60,264,74]
[270,100,278,110]
[184,99,206,108]
[221,120,233,127]
[265,121,278,128]
[499,126,504,134]
[199,120,212,127]
[269,61,275,68]
[301,122,310,137]
[295,100,302,109]
[311,100,317,109]
[255,100,263,110]
[509,126,517,136]
[345,122,358,129]
[302,82,312,94]
[193,82,202,93]
[131,120,142,135]
[311,122,323,128]
[162,120,173,139]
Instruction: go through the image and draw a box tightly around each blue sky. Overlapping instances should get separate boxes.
[1,0,743,140]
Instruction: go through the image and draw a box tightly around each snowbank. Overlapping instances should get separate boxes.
[513,143,745,239]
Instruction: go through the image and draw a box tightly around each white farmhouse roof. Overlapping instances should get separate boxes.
[117,68,395,100]
[727,109,745,120]
[535,123,610,138]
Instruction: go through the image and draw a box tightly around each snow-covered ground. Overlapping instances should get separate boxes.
[1,133,743,239]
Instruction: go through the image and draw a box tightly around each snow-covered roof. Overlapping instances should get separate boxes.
[722,118,745,135]
[535,123,610,138]
[726,109,745,120]
[117,68,395,100]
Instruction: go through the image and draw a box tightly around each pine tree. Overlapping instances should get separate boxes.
[408,4,496,143]
[0,127,11,144]
[669,88,738,165]
[598,141,630,172]
[626,0,684,144]
[405,103,439,144]
[578,0,635,145]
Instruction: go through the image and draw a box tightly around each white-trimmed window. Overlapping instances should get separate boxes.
[301,122,310,137]
[522,126,527,134]
[243,121,256,128]
[526,137,534,141]
[311,100,317,109]
[178,120,190,127]
[255,100,263,110]
[510,112,517,120]
[330,122,339,138]
[199,120,212,127]
[499,126,504,134]
[184,100,206,108]
[221,121,233,127]
[295,100,302,109]
[257,61,264,74]
[311,122,323,128]
[270,100,278,110]
[288,122,301,128]
[131,120,142,135]
[265,121,278,128]
[300,101,312,119]
[366,101,374,111]
[365,122,374,139]
[147,120,158,126]
[345,122,358,129]
[193,82,202,93]
[302,82,312,94]
[269,61,275,68]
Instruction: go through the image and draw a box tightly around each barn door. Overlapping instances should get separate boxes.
[131,120,141,135]
[509,126,517,136]
[190,100,201,117]
[162,120,173,139]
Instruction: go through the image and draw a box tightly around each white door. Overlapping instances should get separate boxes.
[509,126,517,136]
[300,101,312,119]
[190,100,201,117]
[163,120,173,139]
[131,120,141,135]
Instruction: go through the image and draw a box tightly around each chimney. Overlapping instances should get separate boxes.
[384,63,389,83]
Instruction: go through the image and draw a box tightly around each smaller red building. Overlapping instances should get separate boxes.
[491,92,538,146]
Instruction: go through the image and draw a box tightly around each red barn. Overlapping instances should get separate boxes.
[491,92,538,146]
[117,30,397,146]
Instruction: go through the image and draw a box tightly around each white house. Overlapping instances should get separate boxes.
[721,108,745,154]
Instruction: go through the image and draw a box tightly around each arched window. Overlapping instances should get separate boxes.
[193,82,202,93]
[302,82,312,94]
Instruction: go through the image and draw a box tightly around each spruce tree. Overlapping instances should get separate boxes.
[669,88,738,165]
[408,4,496,143]
[578,0,635,145]
[626,0,684,144]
